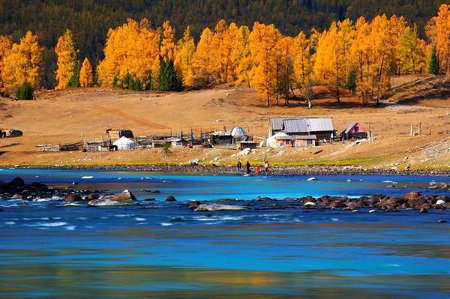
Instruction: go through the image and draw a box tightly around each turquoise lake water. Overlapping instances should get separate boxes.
[0,168,449,298]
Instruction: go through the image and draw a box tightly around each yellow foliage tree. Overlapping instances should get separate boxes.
[293,31,313,87]
[426,4,450,75]
[0,35,13,92]
[2,31,43,93]
[97,18,159,89]
[55,29,77,90]
[233,25,252,87]
[397,26,426,74]
[160,20,176,62]
[192,27,215,86]
[249,22,281,106]
[174,26,196,87]
[79,58,94,87]
[314,19,354,103]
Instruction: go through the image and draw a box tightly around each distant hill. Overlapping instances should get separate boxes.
[0,0,445,87]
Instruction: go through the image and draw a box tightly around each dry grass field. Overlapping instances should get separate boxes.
[0,74,449,170]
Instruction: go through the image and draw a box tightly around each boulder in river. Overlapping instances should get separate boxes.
[63,193,83,202]
[403,191,421,200]
[8,177,25,188]
[88,190,136,206]
[194,203,245,212]
[166,196,177,202]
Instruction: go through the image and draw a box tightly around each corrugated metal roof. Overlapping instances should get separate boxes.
[307,118,334,132]
[284,119,309,133]
[343,121,357,134]
[270,118,285,131]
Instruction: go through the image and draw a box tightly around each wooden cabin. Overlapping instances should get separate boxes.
[341,122,368,140]
[268,117,335,142]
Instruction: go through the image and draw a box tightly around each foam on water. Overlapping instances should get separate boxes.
[27,222,68,227]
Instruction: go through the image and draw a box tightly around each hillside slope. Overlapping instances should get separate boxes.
[0,75,449,169]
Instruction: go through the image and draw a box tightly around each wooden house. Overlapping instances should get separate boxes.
[268,118,335,142]
[341,122,368,140]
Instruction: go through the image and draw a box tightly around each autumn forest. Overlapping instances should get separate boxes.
[0,3,448,106]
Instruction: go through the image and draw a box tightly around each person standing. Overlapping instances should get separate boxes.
[246,161,251,174]
[264,161,270,174]
[237,160,242,172]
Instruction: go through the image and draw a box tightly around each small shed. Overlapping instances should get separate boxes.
[293,135,317,147]
[169,138,189,148]
[113,136,137,150]
[211,131,233,146]
[106,129,134,140]
[267,132,294,148]
[238,141,258,150]
[341,122,367,140]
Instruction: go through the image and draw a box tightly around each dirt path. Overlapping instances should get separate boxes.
[88,104,171,129]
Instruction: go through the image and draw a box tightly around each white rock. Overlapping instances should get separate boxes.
[436,199,446,206]
[195,203,245,212]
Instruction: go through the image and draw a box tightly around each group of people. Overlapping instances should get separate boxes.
[236,160,270,175]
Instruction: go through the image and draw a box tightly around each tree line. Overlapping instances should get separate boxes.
[0,4,448,104]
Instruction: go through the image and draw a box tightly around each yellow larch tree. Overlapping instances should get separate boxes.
[2,31,43,94]
[233,25,252,87]
[397,26,426,74]
[249,22,281,106]
[97,18,159,89]
[160,20,176,62]
[174,26,196,87]
[426,4,450,75]
[0,35,13,93]
[276,36,295,104]
[55,29,78,90]
[79,58,94,87]
[293,31,313,88]
[314,19,354,103]
[192,27,215,86]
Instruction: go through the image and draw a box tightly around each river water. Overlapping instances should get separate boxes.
[0,168,449,298]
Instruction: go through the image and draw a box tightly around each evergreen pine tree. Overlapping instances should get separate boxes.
[428,47,440,75]
[16,82,34,100]
[157,60,182,91]
[345,69,357,93]
[69,61,81,87]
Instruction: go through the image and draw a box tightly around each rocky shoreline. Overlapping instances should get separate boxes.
[1,177,448,214]
[3,164,450,176]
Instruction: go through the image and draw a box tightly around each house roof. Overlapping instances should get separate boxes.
[343,121,358,134]
[307,118,334,132]
[270,118,285,131]
[282,118,334,134]
[284,119,309,133]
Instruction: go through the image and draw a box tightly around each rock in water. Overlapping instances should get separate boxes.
[88,190,136,206]
[63,193,82,202]
[166,196,177,202]
[194,203,245,212]
[403,191,421,200]
[88,198,131,207]
[188,201,201,209]
[8,177,25,188]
